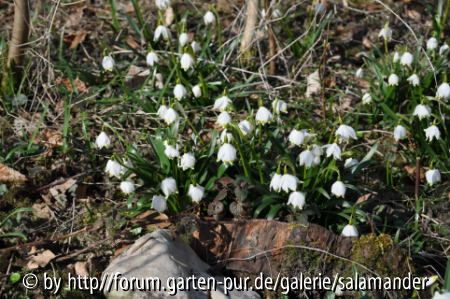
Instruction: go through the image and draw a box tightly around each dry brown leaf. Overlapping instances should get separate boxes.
[27,248,56,269]
[32,203,54,219]
[0,163,27,184]
[404,165,425,180]
[356,193,373,204]
[305,70,321,98]
[64,31,87,49]
[126,36,139,49]
[55,77,88,93]
[74,261,89,277]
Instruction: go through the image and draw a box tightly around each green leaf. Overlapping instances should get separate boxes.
[0,232,27,241]
[253,195,278,218]
[266,204,283,220]
[444,258,450,291]
[149,137,170,174]
[9,272,21,284]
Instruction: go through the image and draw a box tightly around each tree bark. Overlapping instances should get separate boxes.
[7,0,30,70]
[239,0,259,61]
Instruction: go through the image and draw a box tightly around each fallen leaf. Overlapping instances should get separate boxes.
[305,70,321,98]
[0,163,27,184]
[74,261,89,277]
[55,77,88,93]
[126,35,140,49]
[64,31,87,49]
[32,203,54,219]
[27,248,56,269]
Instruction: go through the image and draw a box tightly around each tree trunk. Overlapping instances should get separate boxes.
[7,0,30,71]
[240,0,259,61]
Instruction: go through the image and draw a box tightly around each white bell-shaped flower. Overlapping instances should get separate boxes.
[400,52,413,66]
[192,84,202,98]
[174,84,187,100]
[203,11,216,25]
[238,120,253,136]
[388,74,399,86]
[362,93,372,105]
[161,177,177,198]
[311,144,323,157]
[188,184,205,203]
[439,43,449,55]
[288,191,306,210]
[164,143,179,159]
[179,33,189,47]
[272,99,288,114]
[155,0,171,10]
[162,107,178,125]
[424,125,441,142]
[102,55,115,72]
[214,96,232,111]
[280,174,298,193]
[152,195,167,212]
[179,152,196,170]
[344,158,359,169]
[255,106,273,125]
[299,150,315,168]
[146,51,159,67]
[393,52,400,63]
[413,104,431,120]
[324,143,342,160]
[355,68,363,78]
[427,37,438,50]
[191,41,201,53]
[154,25,171,42]
[393,125,407,141]
[425,169,441,186]
[157,105,168,118]
[331,180,346,198]
[378,26,392,40]
[336,124,357,142]
[95,132,111,149]
[341,224,359,237]
[180,53,195,71]
[220,129,234,144]
[288,129,305,146]
[436,82,450,100]
[270,173,282,192]
[120,181,135,194]
[217,143,237,165]
[432,290,450,299]
[407,74,420,86]
[216,111,232,128]
[105,159,124,178]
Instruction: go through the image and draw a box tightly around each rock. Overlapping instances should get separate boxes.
[103,229,260,299]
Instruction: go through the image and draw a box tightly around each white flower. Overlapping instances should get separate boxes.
[425,276,439,287]
[439,43,449,55]
[152,195,167,212]
[214,96,232,111]
[155,0,171,10]
[220,129,234,144]
[341,224,359,237]
[331,181,346,198]
[155,73,164,89]
[425,169,441,186]
[393,125,407,141]
[154,25,171,42]
[400,52,413,66]
[157,105,168,118]
[311,144,323,157]
[192,84,202,98]
[336,124,357,142]
[378,25,392,40]
[427,37,438,50]
[355,68,363,78]
[413,104,431,120]
[105,159,124,178]
[174,84,187,100]
[280,174,298,193]
[161,177,177,198]
[362,93,372,105]
[179,33,189,47]
[288,129,305,146]
[217,143,237,165]
[424,125,441,142]
[179,152,196,170]
[102,55,115,72]
[95,132,111,149]
[146,51,159,67]
[324,143,341,160]
[270,173,282,192]
[255,106,273,125]
[162,107,178,125]
[432,290,450,299]
[191,41,201,53]
[216,111,231,127]
[203,11,216,25]
[164,143,179,159]
[436,82,450,100]
[299,150,315,168]
[272,99,288,114]
[180,53,195,71]
[188,184,205,203]
[288,191,306,210]
[238,120,253,136]
[407,74,420,86]
[388,74,399,86]
[344,158,359,169]
[393,52,400,63]
[120,181,135,194]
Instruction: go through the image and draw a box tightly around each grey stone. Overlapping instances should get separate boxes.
[103,229,260,299]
